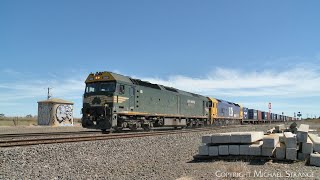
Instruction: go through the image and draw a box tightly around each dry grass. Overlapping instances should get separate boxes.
[0,117,37,126]
[304,119,320,123]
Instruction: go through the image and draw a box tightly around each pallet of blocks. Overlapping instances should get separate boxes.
[195,124,320,168]
[197,131,265,158]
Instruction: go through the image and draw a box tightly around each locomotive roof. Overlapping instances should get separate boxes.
[86,71,206,99]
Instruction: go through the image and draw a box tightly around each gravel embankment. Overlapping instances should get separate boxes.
[1,123,319,180]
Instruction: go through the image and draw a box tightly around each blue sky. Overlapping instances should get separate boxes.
[1,0,320,118]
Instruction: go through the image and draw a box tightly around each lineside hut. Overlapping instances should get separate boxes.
[37,98,74,126]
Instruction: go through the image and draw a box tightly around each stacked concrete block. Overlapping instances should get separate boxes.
[202,135,212,144]
[211,133,231,144]
[198,131,264,157]
[229,145,240,155]
[197,127,320,168]
[298,153,309,161]
[276,143,286,159]
[310,153,320,167]
[262,134,279,157]
[297,124,309,143]
[308,134,320,153]
[208,146,219,156]
[249,141,263,156]
[219,145,229,155]
[286,148,298,160]
[199,145,209,156]
[302,137,313,154]
[274,133,284,143]
[240,145,250,155]
[263,134,280,148]
[297,137,313,160]
[284,132,297,148]
[284,132,297,160]
[241,132,264,143]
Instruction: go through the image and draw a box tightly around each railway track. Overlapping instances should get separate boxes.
[0,126,239,148]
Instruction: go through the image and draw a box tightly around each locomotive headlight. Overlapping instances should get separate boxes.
[95,76,101,80]
[87,114,91,117]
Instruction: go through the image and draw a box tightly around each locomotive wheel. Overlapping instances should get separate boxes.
[142,124,151,131]
[128,124,138,131]
[114,127,123,133]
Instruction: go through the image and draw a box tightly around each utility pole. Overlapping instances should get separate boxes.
[47,87,52,100]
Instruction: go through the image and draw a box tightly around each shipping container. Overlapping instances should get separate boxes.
[243,107,249,120]
[248,109,258,119]
[257,110,262,121]
[216,99,241,119]
[267,112,270,120]
[261,111,268,120]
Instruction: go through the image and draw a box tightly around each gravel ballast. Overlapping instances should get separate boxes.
[1,123,319,179]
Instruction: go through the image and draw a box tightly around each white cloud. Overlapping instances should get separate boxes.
[141,64,320,98]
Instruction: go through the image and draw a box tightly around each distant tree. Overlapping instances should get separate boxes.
[0,114,4,118]
[26,114,33,118]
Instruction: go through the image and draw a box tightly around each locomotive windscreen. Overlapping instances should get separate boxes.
[85,82,116,93]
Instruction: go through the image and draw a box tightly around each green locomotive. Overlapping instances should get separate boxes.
[81,72,211,131]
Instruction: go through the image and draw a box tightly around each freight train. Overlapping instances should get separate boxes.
[81,72,293,132]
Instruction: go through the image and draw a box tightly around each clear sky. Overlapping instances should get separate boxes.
[1,0,320,118]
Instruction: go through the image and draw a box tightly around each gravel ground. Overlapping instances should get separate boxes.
[1,122,319,180]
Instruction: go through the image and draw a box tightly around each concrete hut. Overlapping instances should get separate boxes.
[37,98,74,126]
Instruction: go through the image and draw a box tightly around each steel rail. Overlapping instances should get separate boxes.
[0,127,230,148]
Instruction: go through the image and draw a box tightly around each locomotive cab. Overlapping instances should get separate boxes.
[81,72,130,131]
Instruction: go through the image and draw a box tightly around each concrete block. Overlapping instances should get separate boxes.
[310,153,320,167]
[275,124,285,132]
[219,145,229,155]
[199,145,209,156]
[274,133,284,143]
[263,134,280,148]
[240,131,264,143]
[211,133,231,144]
[302,137,313,154]
[262,147,276,157]
[297,124,309,143]
[284,132,297,148]
[248,141,263,156]
[229,145,240,155]
[298,153,309,161]
[230,132,244,143]
[208,146,219,156]
[202,135,212,144]
[240,145,250,155]
[286,148,297,160]
[309,129,317,133]
[308,134,320,153]
[298,124,309,132]
[276,143,286,159]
